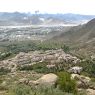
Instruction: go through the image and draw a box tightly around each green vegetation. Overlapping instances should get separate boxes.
[77,59,95,77]
[0,67,11,75]
[0,41,70,60]
[18,61,67,73]
[0,51,12,60]
[8,84,31,95]
[7,84,73,95]
[18,65,33,71]
[62,45,70,53]
[5,72,77,95]
[0,18,95,95]
[57,72,77,94]
[18,62,56,73]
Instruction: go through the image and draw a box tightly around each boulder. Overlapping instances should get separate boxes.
[86,89,95,95]
[46,64,55,69]
[71,74,91,89]
[1,81,7,86]
[69,66,83,74]
[18,78,29,84]
[91,55,95,60]
[71,74,79,79]
[29,73,58,87]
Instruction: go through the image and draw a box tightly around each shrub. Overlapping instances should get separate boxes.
[18,65,33,71]
[78,59,95,77]
[62,45,70,53]
[0,52,12,60]
[9,84,31,95]
[32,86,73,95]
[0,67,11,75]
[32,63,49,73]
[0,85,8,91]
[57,72,77,94]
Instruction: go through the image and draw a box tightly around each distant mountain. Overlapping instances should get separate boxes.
[0,12,29,25]
[0,12,95,26]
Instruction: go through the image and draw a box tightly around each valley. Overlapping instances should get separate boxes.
[0,25,70,42]
[0,12,95,95]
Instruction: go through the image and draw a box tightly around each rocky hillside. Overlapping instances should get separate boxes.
[53,18,95,42]
[52,18,95,56]
[0,49,95,95]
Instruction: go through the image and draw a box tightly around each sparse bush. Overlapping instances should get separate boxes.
[78,59,95,77]
[62,45,70,53]
[7,84,73,95]
[18,65,33,71]
[0,85,8,91]
[0,67,11,75]
[9,84,31,95]
[0,52,12,60]
[32,62,50,73]
[57,72,77,94]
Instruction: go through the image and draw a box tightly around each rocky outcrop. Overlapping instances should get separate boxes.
[15,52,31,64]
[71,74,91,89]
[0,49,81,72]
[91,55,95,60]
[86,89,95,95]
[46,64,56,69]
[19,78,29,84]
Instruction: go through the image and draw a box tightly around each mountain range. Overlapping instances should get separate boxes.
[0,12,95,26]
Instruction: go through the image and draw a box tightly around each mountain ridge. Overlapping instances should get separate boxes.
[0,12,95,26]
[51,18,95,55]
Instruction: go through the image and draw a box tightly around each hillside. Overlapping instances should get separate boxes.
[0,14,95,95]
[52,18,95,56]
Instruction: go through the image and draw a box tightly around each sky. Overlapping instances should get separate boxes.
[0,0,95,15]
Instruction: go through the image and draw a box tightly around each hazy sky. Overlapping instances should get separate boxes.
[0,0,95,15]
